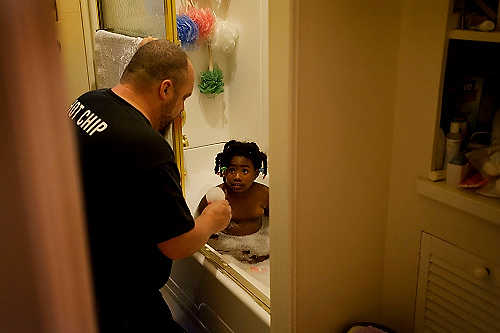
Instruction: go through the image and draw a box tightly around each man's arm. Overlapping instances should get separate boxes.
[157,200,230,259]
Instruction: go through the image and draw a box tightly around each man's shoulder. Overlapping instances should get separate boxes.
[110,122,175,167]
[70,88,150,142]
[78,88,110,102]
[135,130,175,162]
[71,89,174,168]
[73,89,128,116]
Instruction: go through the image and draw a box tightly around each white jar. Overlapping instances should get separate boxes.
[445,133,462,166]
[446,162,468,186]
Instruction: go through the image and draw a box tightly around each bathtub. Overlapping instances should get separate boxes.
[162,143,271,332]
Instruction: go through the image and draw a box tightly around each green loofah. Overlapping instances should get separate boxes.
[198,67,224,95]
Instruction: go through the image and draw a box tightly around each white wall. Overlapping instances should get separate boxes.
[184,143,225,213]
[270,0,401,331]
[55,0,91,105]
[180,0,269,152]
[382,1,500,331]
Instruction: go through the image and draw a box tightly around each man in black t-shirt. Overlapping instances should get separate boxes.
[68,40,231,332]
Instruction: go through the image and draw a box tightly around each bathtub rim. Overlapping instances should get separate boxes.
[198,244,271,314]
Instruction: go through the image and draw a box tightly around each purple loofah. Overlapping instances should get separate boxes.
[176,14,199,47]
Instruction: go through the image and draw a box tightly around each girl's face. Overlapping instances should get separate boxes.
[224,156,258,193]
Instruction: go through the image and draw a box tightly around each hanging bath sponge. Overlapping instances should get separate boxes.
[212,20,239,55]
[199,39,224,96]
[176,14,199,47]
[186,7,215,40]
[199,66,224,95]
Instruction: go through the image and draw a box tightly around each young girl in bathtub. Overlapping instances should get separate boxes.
[197,140,269,264]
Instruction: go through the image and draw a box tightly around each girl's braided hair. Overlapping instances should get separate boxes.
[214,140,268,177]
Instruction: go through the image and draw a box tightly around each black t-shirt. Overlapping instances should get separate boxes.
[68,89,194,327]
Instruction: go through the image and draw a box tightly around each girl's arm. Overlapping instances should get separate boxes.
[195,184,226,218]
[195,196,209,218]
[263,185,269,217]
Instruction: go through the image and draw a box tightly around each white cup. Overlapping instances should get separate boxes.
[446,136,462,165]
[446,162,468,186]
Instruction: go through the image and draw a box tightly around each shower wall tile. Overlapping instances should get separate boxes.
[181,0,268,151]
[183,143,225,214]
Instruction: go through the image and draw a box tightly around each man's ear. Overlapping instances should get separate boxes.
[159,79,174,100]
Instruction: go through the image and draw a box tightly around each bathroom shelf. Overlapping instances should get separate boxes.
[416,177,500,226]
[448,29,500,43]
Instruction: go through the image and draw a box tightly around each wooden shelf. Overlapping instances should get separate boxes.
[448,29,500,43]
[416,178,500,226]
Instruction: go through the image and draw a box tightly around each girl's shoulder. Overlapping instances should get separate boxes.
[252,182,269,199]
[253,182,269,192]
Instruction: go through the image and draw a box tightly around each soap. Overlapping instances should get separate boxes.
[206,186,225,202]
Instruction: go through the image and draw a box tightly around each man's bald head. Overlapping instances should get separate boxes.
[121,39,189,89]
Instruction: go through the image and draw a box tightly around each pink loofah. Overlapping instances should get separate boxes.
[187,7,215,40]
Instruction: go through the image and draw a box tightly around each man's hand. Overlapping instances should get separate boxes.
[202,200,231,233]
[157,200,231,259]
